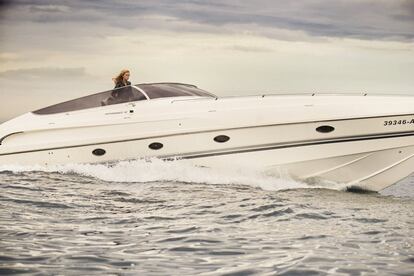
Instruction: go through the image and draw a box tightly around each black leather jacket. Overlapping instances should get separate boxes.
[114,80,131,88]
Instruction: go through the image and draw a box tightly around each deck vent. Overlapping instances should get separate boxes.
[149,142,163,150]
[92,148,106,156]
[316,125,335,133]
[214,135,230,143]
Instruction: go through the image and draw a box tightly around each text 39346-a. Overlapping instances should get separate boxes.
[384,119,414,126]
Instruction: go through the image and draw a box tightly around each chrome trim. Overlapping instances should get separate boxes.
[132,85,150,100]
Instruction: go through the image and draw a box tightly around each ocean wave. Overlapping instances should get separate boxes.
[0,158,347,191]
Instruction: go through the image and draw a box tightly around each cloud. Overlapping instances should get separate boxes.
[0,52,20,62]
[1,1,413,123]
[401,0,414,20]
[1,0,414,41]
[0,67,88,80]
[29,4,70,13]
[0,67,100,120]
[228,45,275,53]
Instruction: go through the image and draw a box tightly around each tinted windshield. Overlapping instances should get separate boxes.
[33,86,147,115]
[32,83,214,115]
[138,83,216,99]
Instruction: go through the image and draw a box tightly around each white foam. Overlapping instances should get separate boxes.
[0,159,345,191]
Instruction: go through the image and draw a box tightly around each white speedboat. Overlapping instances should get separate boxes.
[1,83,414,191]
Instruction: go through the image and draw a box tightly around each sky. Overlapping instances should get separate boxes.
[1,0,414,122]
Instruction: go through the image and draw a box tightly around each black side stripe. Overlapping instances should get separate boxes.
[173,131,414,160]
[1,130,414,158]
[0,132,23,145]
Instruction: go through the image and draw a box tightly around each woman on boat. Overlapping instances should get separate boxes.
[113,69,131,88]
[101,69,132,106]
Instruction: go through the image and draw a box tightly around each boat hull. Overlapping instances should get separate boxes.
[1,113,413,192]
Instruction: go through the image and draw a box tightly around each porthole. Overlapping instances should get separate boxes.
[92,148,106,156]
[149,142,163,150]
[214,135,230,143]
[316,125,335,133]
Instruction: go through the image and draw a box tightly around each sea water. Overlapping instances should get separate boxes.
[0,159,413,275]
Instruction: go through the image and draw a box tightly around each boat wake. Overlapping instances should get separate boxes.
[0,158,348,192]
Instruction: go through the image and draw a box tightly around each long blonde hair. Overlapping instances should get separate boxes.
[113,69,130,85]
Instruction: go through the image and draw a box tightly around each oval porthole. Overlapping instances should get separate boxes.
[149,142,163,150]
[214,135,230,143]
[92,148,106,156]
[316,125,335,133]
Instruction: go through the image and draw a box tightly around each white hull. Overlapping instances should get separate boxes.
[1,120,413,192]
[1,84,414,191]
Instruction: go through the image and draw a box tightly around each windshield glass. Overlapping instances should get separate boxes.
[138,83,216,99]
[33,86,147,115]
[32,83,215,115]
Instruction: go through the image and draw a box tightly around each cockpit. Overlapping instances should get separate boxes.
[33,83,216,115]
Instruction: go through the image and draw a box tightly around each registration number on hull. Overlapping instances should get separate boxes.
[384,119,414,126]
